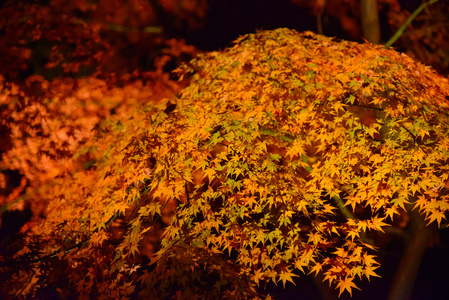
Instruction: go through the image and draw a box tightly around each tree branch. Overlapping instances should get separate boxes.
[385,0,439,48]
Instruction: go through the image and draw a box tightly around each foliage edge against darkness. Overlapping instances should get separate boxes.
[1,28,449,298]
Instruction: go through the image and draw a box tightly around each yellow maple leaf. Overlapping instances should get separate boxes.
[369,215,389,232]
[309,262,323,276]
[427,209,446,227]
[364,264,380,281]
[336,276,361,296]
[278,268,298,288]
[251,269,264,286]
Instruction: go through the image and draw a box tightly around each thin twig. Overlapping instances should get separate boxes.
[385,0,440,48]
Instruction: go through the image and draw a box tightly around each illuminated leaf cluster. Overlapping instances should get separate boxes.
[155,28,449,296]
[2,28,449,298]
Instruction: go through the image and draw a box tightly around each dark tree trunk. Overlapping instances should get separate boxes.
[388,202,432,300]
[361,0,381,44]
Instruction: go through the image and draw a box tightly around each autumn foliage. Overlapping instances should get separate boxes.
[1,25,449,299]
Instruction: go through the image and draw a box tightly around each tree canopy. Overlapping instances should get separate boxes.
[1,27,449,299]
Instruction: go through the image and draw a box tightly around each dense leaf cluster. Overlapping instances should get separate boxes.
[1,28,449,298]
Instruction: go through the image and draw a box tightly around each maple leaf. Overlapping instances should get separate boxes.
[364,264,380,281]
[363,253,379,266]
[427,209,446,227]
[336,276,361,297]
[369,215,389,232]
[278,268,298,288]
[309,262,323,276]
[346,228,360,241]
[251,269,264,286]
